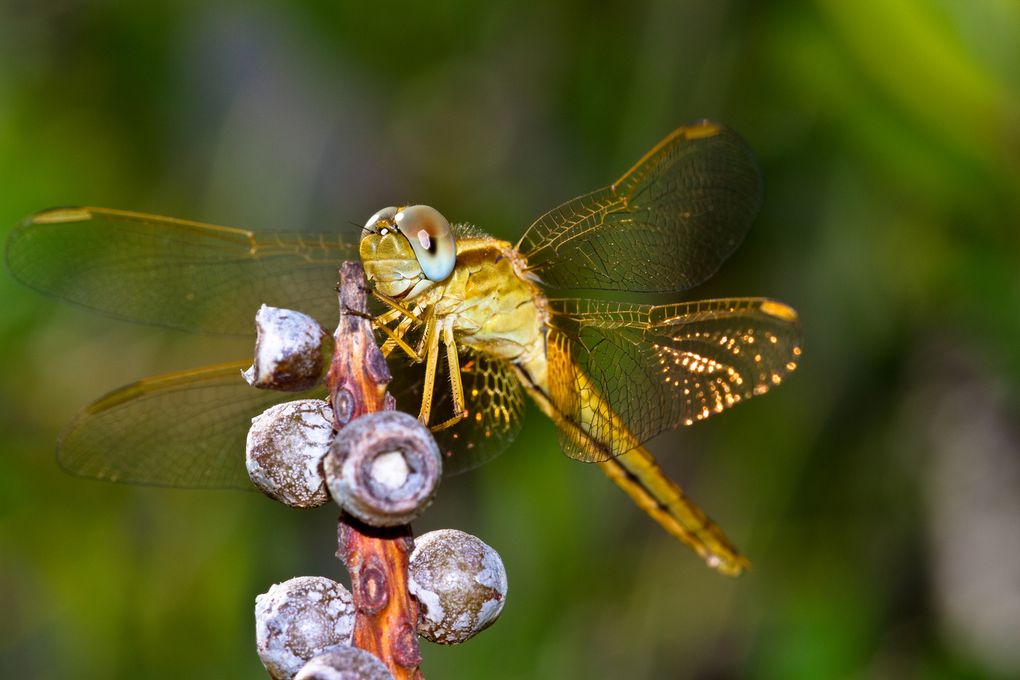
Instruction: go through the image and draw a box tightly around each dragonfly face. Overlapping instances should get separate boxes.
[360,205,457,300]
[7,120,802,575]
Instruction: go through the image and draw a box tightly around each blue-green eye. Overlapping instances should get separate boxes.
[394,205,456,281]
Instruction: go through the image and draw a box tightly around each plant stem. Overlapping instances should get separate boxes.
[327,262,424,680]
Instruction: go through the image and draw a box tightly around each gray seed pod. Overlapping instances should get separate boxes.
[244,305,331,392]
[255,576,356,680]
[408,529,507,644]
[294,648,395,680]
[324,411,441,526]
[247,399,334,508]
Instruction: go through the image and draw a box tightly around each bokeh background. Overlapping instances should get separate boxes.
[2,1,1019,678]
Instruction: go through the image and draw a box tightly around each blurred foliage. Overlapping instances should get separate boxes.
[2,1,1019,678]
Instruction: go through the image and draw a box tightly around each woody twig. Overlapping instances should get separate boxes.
[323,262,432,679]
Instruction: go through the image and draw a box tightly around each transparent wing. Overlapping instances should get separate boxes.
[545,297,801,462]
[388,350,524,475]
[59,362,325,488]
[516,121,762,292]
[57,347,523,487]
[5,207,356,334]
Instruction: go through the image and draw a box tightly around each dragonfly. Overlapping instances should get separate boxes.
[6,120,801,575]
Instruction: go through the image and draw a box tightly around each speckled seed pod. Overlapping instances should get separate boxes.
[324,411,442,527]
[294,648,395,680]
[243,305,331,392]
[408,529,507,644]
[247,399,334,508]
[255,576,356,680]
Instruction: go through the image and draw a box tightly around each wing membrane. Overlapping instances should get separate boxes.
[546,297,801,462]
[59,362,325,488]
[516,121,762,292]
[388,349,524,475]
[5,207,356,334]
[59,348,524,488]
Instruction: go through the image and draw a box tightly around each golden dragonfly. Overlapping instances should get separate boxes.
[7,120,800,575]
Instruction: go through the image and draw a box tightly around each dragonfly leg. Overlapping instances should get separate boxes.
[372,306,404,326]
[372,291,423,324]
[372,296,427,361]
[386,302,435,359]
[430,321,467,432]
[417,316,440,426]
[376,316,424,362]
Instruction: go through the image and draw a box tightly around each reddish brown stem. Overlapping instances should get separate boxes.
[327,262,424,680]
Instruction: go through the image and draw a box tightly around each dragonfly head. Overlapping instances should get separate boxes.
[360,205,457,300]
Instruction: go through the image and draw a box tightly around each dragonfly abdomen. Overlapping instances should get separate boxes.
[514,333,750,575]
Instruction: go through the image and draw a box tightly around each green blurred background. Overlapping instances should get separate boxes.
[2,1,1019,678]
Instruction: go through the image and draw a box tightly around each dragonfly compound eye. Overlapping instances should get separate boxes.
[394,204,456,281]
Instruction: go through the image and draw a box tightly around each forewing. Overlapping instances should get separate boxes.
[5,207,356,334]
[388,350,524,475]
[59,362,325,488]
[546,297,801,462]
[516,121,762,292]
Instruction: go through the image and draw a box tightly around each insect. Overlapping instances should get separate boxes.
[7,120,801,575]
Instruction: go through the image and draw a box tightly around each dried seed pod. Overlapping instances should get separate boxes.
[246,399,335,508]
[294,647,395,680]
[324,411,441,527]
[408,529,507,644]
[244,305,331,392]
[255,576,356,680]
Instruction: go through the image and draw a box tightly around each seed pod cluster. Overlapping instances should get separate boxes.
[255,576,356,680]
[247,284,507,675]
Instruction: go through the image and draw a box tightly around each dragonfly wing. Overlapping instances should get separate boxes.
[546,297,802,462]
[5,207,356,334]
[388,349,524,475]
[59,348,521,487]
[516,121,762,292]
[59,362,325,488]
